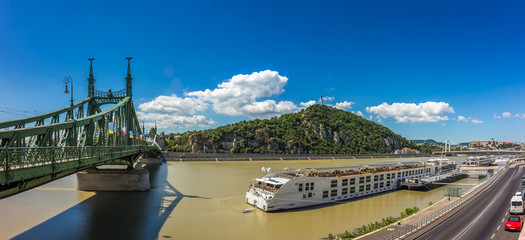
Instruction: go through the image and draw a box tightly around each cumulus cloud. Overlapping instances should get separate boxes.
[138,95,207,115]
[494,112,525,119]
[458,116,468,122]
[353,110,364,117]
[186,70,298,118]
[457,115,483,124]
[366,101,454,123]
[137,112,216,129]
[472,119,483,124]
[300,100,317,108]
[322,96,335,102]
[334,101,354,110]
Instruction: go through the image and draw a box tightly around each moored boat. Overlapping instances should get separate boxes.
[245,161,442,212]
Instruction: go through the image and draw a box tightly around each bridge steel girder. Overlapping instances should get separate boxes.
[0,96,161,186]
[0,146,149,184]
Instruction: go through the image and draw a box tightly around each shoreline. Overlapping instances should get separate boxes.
[163,152,434,162]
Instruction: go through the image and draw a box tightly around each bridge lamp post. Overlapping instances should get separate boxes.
[63,76,74,106]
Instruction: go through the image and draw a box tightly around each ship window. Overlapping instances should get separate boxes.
[298,183,303,192]
[379,175,384,181]
[380,182,384,188]
[323,191,329,198]
[308,192,312,198]
[374,175,379,181]
[386,173,391,179]
[374,183,378,189]
[331,180,337,188]
[359,177,365,184]
[342,188,348,195]
[342,179,348,186]
[366,185,371,191]
[387,181,391,187]
[359,185,364,192]
[397,172,400,178]
[303,194,306,199]
[276,185,281,189]
[350,187,355,193]
[331,189,337,197]
[305,182,310,191]
[350,178,356,185]
[366,176,371,183]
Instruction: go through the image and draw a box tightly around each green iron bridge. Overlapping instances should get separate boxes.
[0,58,160,197]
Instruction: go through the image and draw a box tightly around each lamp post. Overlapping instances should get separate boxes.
[63,76,73,106]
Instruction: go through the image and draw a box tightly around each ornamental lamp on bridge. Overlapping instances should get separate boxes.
[63,76,74,106]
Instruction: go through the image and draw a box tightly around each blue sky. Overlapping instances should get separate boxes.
[1,0,525,144]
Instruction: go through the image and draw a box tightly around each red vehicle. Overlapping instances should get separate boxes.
[505,216,523,231]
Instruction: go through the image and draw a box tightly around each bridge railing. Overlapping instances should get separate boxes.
[0,145,159,184]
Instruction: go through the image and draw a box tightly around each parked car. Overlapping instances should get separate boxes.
[505,216,523,231]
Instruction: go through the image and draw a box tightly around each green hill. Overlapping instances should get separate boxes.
[166,104,418,154]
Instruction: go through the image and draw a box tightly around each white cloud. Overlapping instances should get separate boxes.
[334,101,354,110]
[300,100,317,108]
[137,112,216,129]
[366,101,454,123]
[322,96,335,102]
[138,95,207,115]
[472,119,483,124]
[494,112,525,119]
[186,70,297,118]
[354,110,364,117]
[458,116,468,122]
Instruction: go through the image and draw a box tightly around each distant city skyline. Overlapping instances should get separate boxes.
[1,1,525,144]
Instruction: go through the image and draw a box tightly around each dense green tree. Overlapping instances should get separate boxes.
[166,104,420,154]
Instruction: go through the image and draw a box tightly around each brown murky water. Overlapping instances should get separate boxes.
[0,157,478,240]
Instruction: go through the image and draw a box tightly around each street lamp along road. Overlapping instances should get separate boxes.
[63,75,73,106]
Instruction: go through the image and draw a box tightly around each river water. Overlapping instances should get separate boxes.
[0,157,479,240]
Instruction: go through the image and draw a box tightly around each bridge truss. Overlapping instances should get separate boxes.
[0,58,160,193]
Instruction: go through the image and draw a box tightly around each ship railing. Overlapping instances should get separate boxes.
[255,186,277,193]
[306,164,431,178]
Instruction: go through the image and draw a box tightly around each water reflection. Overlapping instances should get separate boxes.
[12,163,207,240]
[2,157,480,240]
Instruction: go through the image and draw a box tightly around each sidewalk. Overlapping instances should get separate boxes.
[357,196,460,240]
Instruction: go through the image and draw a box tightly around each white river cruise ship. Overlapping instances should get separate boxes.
[245,161,447,212]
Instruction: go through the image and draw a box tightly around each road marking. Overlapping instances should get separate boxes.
[452,169,517,240]
[491,233,495,239]
[497,225,500,230]
[502,218,505,222]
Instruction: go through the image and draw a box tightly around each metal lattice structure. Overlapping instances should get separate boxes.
[0,58,160,190]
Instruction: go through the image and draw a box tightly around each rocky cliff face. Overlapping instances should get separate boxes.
[174,105,415,154]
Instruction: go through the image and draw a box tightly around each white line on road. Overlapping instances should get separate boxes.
[452,169,517,240]
[491,233,495,239]
[502,218,505,222]
[497,225,500,231]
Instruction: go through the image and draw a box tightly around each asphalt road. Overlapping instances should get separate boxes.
[413,164,524,240]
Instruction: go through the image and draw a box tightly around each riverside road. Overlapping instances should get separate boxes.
[409,164,525,240]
